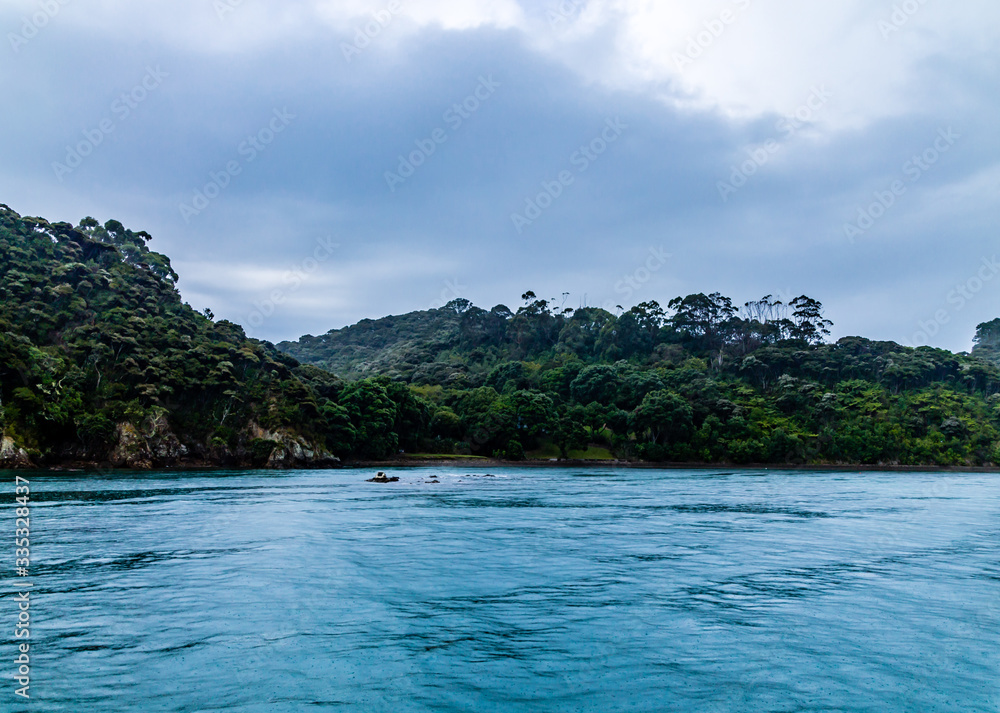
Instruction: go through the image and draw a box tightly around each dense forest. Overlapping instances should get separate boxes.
[278,292,1000,466]
[4,204,1000,469]
[0,205,352,468]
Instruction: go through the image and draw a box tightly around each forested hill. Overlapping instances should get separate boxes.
[278,307,463,382]
[0,205,352,469]
[278,293,838,385]
[278,292,999,390]
[6,202,1000,470]
[279,293,1000,466]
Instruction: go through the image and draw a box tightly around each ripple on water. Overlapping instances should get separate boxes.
[19,467,1000,713]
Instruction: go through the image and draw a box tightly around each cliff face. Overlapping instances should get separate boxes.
[107,417,184,469]
[248,423,339,469]
[0,419,339,471]
[0,435,32,469]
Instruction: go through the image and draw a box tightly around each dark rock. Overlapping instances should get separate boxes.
[367,471,399,482]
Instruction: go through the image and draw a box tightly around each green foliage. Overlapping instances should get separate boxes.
[0,205,344,465]
[631,390,694,445]
[972,318,1000,367]
[250,438,280,465]
[7,202,1000,468]
[278,284,1000,466]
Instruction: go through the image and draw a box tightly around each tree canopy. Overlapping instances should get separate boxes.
[4,202,1000,469]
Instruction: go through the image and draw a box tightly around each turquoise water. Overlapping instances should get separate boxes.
[6,467,1000,712]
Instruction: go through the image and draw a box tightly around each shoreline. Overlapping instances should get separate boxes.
[340,458,1000,473]
[13,457,1000,474]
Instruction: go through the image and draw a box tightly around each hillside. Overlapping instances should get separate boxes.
[0,205,349,469]
[278,307,464,382]
[971,318,1000,367]
[5,202,1000,469]
[279,293,1000,466]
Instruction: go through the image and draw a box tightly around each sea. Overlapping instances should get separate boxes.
[5,466,999,712]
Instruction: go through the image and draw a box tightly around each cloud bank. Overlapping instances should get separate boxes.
[1,0,998,350]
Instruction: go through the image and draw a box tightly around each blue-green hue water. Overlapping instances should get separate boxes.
[5,467,1000,712]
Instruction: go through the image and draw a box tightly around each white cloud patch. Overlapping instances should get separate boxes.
[11,0,998,128]
[173,248,463,338]
[316,0,524,30]
[519,0,1000,130]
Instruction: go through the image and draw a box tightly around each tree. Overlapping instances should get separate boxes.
[552,407,588,459]
[630,389,694,445]
[668,292,737,352]
[557,307,615,358]
[733,295,792,353]
[502,389,553,447]
[509,293,557,356]
[788,296,833,344]
[570,365,621,405]
[972,318,1000,366]
[446,298,472,314]
[601,311,650,358]
[340,378,399,458]
[320,400,355,455]
[629,300,666,336]
[486,361,529,393]
[430,408,463,439]
[382,378,431,452]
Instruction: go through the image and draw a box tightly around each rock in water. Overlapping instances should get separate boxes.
[367,471,399,482]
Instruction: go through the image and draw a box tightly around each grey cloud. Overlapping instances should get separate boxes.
[0,4,998,351]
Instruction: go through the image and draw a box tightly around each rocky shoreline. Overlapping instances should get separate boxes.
[0,419,339,471]
[6,452,1000,474]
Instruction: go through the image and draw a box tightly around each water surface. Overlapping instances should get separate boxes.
[6,467,1000,711]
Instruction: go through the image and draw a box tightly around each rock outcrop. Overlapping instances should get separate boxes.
[0,435,33,469]
[248,423,339,469]
[1,418,337,471]
[108,414,189,469]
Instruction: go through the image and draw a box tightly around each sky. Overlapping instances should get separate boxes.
[1,0,998,351]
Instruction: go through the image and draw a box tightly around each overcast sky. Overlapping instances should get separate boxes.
[2,0,998,350]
